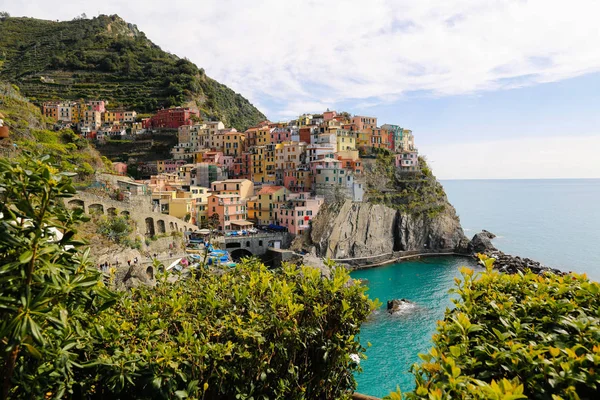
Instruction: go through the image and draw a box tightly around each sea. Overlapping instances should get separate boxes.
[351,179,600,397]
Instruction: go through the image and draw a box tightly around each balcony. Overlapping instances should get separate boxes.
[224,210,246,216]
[218,200,244,206]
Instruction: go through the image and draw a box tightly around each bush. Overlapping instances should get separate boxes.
[87,259,374,399]
[0,153,114,399]
[1,153,375,399]
[402,256,600,399]
[96,214,134,244]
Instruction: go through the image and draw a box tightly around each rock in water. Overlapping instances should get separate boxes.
[387,299,417,314]
[468,230,498,253]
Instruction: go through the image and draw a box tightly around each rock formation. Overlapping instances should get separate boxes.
[305,200,468,260]
[386,299,416,314]
[467,230,497,253]
[468,231,564,275]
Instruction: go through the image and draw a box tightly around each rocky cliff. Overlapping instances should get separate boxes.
[296,154,469,262]
[307,200,467,260]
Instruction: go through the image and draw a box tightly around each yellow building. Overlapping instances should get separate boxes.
[190,186,210,225]
[336,129,356,152]
[102,111,117,124]
[264,145,276,184]
[249,185,289,225]
[256,126,273,145]
[223,131,245,156]
[251,146,266,183]
[210,179,254,200]
[70,102,85,124]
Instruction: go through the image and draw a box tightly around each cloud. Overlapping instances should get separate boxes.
[4,0,600,120]
[423,135,600,179]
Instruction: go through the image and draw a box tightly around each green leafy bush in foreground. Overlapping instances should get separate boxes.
[87,260,373,399]
[0,154,115,399]
[397,256,600,400]
[0,153,374,399]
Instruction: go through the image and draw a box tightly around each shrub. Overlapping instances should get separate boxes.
[1,153,375,399]
[402,256,600,399]
[96,214,134,244]
[87,259,375,399]
[0,153,114,399]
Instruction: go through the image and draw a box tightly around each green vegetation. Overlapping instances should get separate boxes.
[0,14,266,130]
[96,214,134,244]
[92,259,373,399]
[394,256,600,399]
[0,82,103,175]
[366,155,448,217]
[0,153,115,399]
[1,153,374,399]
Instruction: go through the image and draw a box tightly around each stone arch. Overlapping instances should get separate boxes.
[120,211,130,217]
[169,222,174,231]
[89,203,104,215]
[107,207,117,216]
[67,199,85,210]
[230,248,253,261]
[157,220,166,234]
[145,217,155,236]
[146,266,154,280]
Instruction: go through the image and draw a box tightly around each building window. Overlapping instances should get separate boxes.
[259,240,263,246]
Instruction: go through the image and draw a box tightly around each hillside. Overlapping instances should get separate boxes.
[0,14,266,131]
[0,81,105,174]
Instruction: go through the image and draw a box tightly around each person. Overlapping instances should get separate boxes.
[127,260,131,266]
[134,257,138,264]
[169,251,173,258]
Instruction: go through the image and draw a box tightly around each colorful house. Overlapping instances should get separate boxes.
[145,107,199,129]
[274,193,324,235]
[248,186,289,225]
[207,194,248,231]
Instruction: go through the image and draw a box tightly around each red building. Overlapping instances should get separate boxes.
[298,127,312,144]
[144,107,199,129]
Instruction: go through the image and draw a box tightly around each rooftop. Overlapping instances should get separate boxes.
[258,185,285,195]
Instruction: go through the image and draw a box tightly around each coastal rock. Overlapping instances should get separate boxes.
[477,249,564,276]
[387,299,417,314]
[468,231,498,253]
[306,200,467,260]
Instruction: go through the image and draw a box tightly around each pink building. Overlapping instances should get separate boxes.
[221,155,234,171]
[89,100,106,113]
[270,128,291,143]
[274,193,324,235]
[352,115,377,131]
[395,151,419,171]
[207,194,248,231]
[323,110,337,121]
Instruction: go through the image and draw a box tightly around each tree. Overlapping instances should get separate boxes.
[0,153,114,399]
[0,11,9,21]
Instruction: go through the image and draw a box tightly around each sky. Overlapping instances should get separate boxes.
[2,0,600,178]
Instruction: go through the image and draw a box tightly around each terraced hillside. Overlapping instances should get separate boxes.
[0,81,105,174]
[0,14,266,130]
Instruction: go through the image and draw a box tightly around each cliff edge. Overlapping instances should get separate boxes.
[295,153,468,261]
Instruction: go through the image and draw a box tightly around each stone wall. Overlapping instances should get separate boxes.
[65,191,196,236]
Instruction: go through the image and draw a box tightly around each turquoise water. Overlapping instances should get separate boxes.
[443,179,600,281]
[351,179,600,396]
[351,257,480,397]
